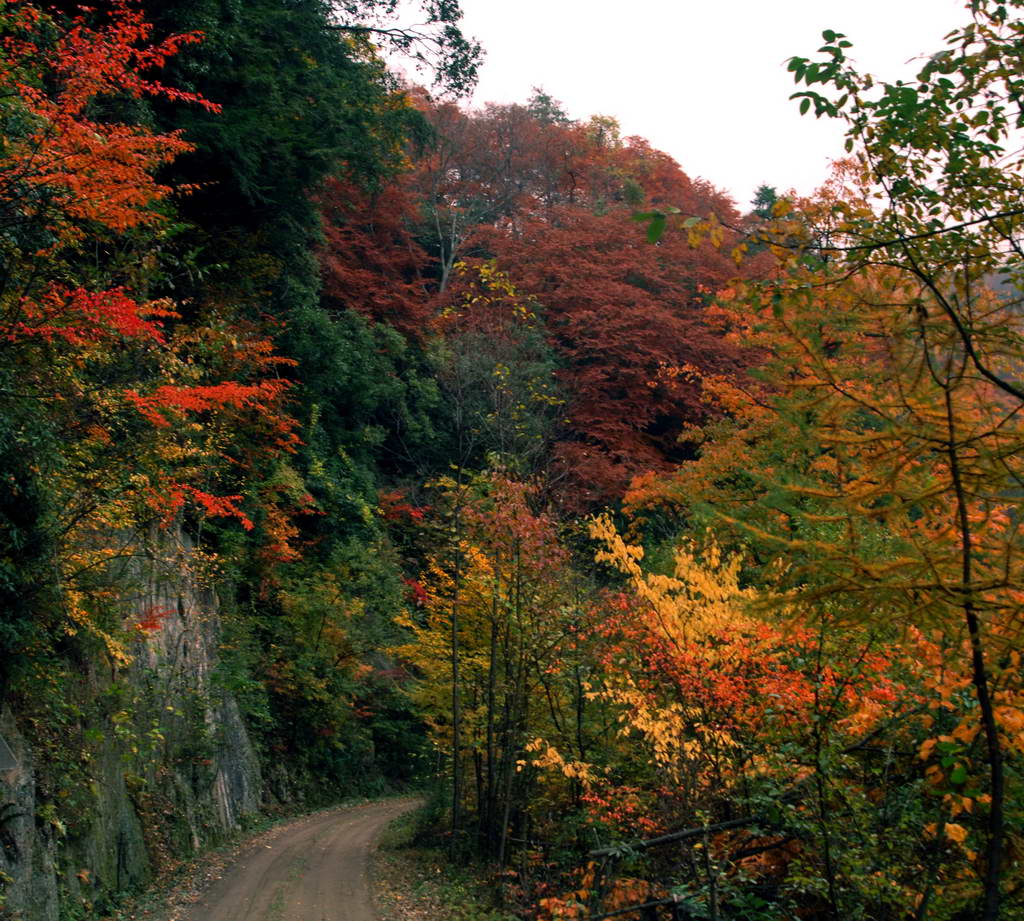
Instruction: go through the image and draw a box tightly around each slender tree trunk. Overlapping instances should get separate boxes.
[485,563,501,855]
[811,623,840,921]
[945,388,1004,921]
[450,495,463,856]
[474,748,484,841]
[497,728,516,866]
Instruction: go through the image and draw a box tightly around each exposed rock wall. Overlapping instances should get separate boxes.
[0,530,262,921]
[0,716,59,921]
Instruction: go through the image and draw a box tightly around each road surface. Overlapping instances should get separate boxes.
[178,798,419,921]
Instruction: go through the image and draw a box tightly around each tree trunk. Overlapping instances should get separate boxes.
[945,388,1004,921]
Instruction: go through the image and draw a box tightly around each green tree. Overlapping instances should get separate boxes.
[749,183,778,219]
[527,86,571,125]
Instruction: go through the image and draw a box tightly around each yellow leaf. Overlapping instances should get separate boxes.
[945,823,968,844]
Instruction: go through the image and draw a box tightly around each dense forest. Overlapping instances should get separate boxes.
[1,0,1023,919]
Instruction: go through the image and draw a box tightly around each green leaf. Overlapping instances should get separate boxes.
[647,214,666,243]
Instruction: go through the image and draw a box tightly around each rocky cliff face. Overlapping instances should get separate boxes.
[0,530,262,921]
[0,718,59,921]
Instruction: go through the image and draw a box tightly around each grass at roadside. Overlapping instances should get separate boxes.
[372,810,518,921]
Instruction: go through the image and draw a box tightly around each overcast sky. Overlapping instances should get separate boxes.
[449,0,968,208]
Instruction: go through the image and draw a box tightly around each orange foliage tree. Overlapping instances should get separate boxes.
[621,161,1024,915]
[528,514,937,920]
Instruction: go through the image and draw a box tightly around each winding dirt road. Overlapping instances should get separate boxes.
[178,798,418,921]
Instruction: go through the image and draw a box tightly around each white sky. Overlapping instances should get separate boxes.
[453,0,968,208]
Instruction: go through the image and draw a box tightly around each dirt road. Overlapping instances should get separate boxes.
[177,798,419,921]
